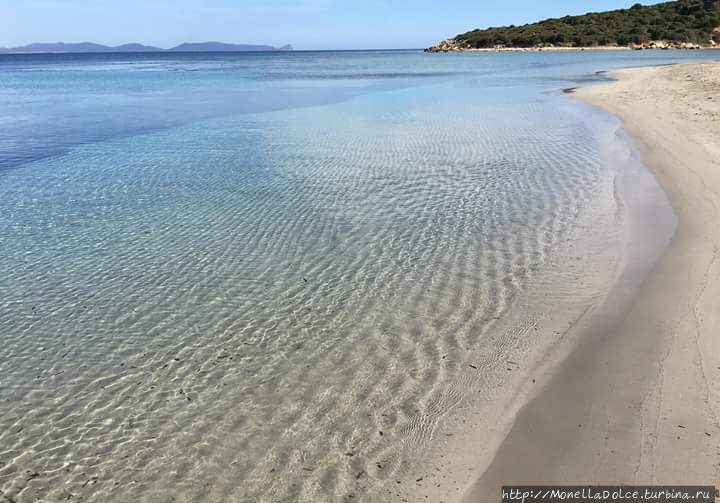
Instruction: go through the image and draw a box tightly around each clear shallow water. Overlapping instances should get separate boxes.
[0,50,717,502]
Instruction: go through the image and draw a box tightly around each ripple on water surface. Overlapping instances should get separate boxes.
[0,78,631,502]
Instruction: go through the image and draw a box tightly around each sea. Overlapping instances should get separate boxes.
[1,49,718,503]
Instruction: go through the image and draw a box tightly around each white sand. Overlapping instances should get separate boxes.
[459,62,720,501]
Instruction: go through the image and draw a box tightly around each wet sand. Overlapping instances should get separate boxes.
[461,62,720,501]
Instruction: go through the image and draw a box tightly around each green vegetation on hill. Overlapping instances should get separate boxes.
[455,0,720,48]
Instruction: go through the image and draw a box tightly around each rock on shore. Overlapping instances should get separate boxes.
[424,39,469,52]
[424,38,707,52]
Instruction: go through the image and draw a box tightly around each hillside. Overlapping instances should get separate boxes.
[427,0,720,51]
[168,42,293,52]
[0,42,293,54]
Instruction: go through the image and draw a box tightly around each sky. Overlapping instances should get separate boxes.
[0,0,663,50]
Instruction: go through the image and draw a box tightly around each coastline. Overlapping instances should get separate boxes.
[426,45,633,53]
[425,46,720,53]
[460,62,720,501]
[424,40,719,53]
[3,52,719,503]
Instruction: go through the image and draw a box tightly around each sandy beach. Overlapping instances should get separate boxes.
[460,62,720,501]
[4,51,720,503]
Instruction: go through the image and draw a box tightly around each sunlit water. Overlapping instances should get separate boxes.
[1,50,717,502]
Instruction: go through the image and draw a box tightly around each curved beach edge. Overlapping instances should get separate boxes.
[460,62,720,502]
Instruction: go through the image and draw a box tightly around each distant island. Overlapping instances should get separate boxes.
[0,42,293,54]
[427,0,720,52]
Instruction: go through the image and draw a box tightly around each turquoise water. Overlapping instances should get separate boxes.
[0,50,717,502]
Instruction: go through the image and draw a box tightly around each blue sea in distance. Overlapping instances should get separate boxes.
[0,50,718,502]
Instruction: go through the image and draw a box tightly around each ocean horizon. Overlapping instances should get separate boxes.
[1,49,718,502]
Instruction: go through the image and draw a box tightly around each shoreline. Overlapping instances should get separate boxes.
[424,42,720,53]
[460,62,720,501]
[426,47,720,53]
[426,45,634,53]
[397,73,679,502]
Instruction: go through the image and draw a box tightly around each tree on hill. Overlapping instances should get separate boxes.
[453,0,720,48]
